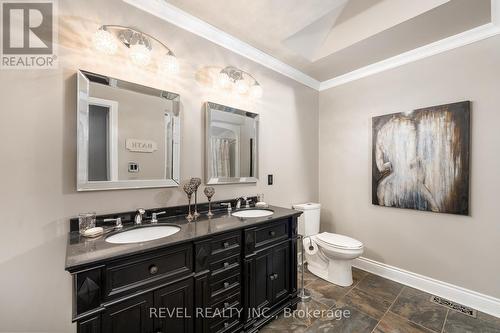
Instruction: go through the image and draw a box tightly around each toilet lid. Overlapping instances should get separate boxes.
[316,232,363,249]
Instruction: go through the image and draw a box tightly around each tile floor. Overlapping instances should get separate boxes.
[260,266,500,333]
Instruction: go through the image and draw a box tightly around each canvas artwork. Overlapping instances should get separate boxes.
[372,101,470,215]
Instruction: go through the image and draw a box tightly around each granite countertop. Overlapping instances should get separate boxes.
[65,205,301,272]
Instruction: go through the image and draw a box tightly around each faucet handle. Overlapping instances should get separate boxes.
[104,217,122,229]
[221,202,232,212]
[244,198,252,208]
[151,211,166,224]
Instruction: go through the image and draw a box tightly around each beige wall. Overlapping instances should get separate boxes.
[0,0,318,331]
[319,35,500,299]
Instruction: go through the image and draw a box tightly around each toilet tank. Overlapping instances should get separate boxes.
[293,203,321,236]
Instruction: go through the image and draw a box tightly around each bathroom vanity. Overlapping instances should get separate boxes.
[65,204,301,333]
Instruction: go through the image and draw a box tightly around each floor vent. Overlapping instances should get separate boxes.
[431,296,477,317]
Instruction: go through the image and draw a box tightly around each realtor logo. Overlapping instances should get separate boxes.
[1,0,58,68]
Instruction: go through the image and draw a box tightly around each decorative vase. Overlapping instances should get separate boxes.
[183,183,195,221]
[204,186,215,218]
[190,178,202,218]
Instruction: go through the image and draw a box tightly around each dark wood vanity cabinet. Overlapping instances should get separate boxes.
[242,220,297,331]
[154,277,194,333]
[244,241,292,312]
[102,292,154,333]
[70,216,298,333]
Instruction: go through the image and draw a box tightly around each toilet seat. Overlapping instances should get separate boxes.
[315,232,363,250]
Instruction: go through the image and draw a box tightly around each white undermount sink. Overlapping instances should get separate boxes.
[105,225,181,244]
[232,209,274,218]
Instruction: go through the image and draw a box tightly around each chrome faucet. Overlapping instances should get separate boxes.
[235,197,243,209]
[235,196,251,209]
[135,209,146,225]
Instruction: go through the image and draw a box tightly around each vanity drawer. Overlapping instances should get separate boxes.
[209,253,240,280]
[209,314,241,333]
[210,291,241,313]
[210,231,241,258]
[245,219,289,253]
[105,244,192,299]
[210,272,240,299]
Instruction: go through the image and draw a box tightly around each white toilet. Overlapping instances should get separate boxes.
[293,203,364,287]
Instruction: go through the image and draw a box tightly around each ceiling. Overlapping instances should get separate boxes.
[165,0,492,81]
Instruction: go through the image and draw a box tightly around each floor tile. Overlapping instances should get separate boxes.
[390,287,447,332]
[352,267,369,285]
[374,312,434,333]
[306,278,351,307]
[355,274,404,302]
[443,310,500,333]
[304,305,378,333]
[477,312,500,327]
[342,287,392,320]
[293,299,331,326]
[259,314,309,333]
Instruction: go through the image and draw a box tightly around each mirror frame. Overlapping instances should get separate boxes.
[76,70,181,191]
[205,102,259,185]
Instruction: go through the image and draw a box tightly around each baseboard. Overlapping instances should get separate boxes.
[352,257,500,318]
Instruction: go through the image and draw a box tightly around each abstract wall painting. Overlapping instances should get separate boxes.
[372,101,470,215]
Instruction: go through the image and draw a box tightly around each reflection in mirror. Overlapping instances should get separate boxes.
[77,70,180,191]
[206,102,258,184]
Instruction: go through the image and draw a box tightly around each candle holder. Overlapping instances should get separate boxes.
[204,186,215,218]
[183,183,195,221]
[190,178,202,218]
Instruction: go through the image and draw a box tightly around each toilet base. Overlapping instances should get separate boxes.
[308,258,354,287]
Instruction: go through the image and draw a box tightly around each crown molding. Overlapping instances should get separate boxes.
[124,0,500,92]
[319,22,500,91]
[122,0,321,90]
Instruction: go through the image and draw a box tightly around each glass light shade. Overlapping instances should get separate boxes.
[93,29,118,55]
[249,83,263,98]
[159,54,179,74]
[129,43,152,67]
[235,79,250,94]
[217,72,231,88]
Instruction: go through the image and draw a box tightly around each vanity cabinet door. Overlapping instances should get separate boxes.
[154,277,194,333]
[77,315,100,333]
[101,292,154,333]
[271,241,290,303]
[246,249,273,314]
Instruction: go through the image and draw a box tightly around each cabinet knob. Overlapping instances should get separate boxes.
[223,262,230,268]
[224,302,230,308]
[224,322,229,328]
[223,241,230,248]
[270,273,278,280]
[273,273,278,280]
[224,282,230,289]
[269,231,276,237]
[149,265,159,275]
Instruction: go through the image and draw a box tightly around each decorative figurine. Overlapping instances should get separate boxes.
[183,183,195,221]
[204,186,215,217]
[190,177,202,218]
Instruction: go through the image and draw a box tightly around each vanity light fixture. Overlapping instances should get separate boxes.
[217,66,263,98]
[93,25,179,74]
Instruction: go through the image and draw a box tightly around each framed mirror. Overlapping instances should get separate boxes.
[77,70,181,191]
[205,102,259,184]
